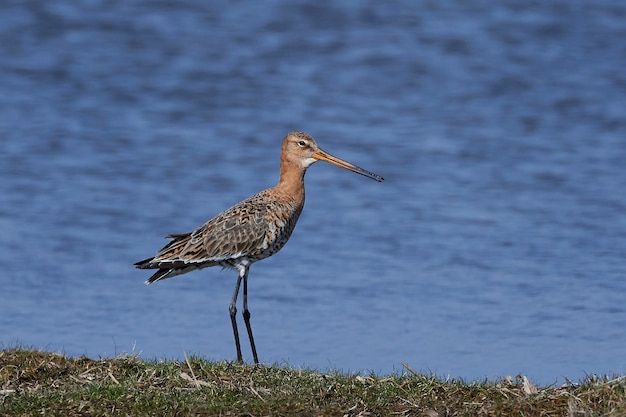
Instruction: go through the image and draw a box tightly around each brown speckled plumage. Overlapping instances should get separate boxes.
[135,131,383,364]
[135,188,303,283]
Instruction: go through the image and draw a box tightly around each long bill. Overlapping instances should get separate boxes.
[313,149,384,182]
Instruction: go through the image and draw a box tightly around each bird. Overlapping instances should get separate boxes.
[135,131,383,364]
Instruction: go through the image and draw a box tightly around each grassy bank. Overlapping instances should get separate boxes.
[1,348,625,416]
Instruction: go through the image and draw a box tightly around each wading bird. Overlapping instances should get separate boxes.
[135,131,383,364]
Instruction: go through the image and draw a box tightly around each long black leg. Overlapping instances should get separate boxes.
[242,266,259,364]
[229,270,243,363]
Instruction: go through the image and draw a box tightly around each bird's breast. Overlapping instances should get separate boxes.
[248,199,303,261]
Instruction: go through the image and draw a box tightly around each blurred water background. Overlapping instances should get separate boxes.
[1,1,625,385]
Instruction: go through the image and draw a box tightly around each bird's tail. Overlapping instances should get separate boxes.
[135,258,200,284]
[135,233,195,284]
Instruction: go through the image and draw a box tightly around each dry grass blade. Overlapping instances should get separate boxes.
[182,351,200,389]
[401,361,420,377]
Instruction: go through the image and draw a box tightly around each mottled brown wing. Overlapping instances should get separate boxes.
[147,193,272,266]
[135,188,303,284]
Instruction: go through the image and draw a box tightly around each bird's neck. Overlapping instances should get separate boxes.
[276,159,306,203]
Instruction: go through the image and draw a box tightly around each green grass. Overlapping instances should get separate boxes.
[1,348,625,416]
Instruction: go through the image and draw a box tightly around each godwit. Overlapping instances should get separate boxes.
[135,131,383,364]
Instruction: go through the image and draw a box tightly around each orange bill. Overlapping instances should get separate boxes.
[313,149,384,182]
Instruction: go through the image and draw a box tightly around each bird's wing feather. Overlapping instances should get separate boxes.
[147,193,272,266]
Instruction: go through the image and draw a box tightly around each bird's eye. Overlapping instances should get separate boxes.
[297,140,306,147]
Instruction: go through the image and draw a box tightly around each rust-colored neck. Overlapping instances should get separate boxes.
[275,156,306,205]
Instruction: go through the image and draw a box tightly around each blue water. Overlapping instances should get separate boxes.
[1,1,625,385]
